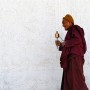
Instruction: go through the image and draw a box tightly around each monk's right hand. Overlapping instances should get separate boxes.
[55,40,61,46]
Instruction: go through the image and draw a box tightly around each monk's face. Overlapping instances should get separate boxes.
[62,19,72,30]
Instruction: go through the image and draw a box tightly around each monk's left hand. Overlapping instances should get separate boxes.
[61,41,65,46]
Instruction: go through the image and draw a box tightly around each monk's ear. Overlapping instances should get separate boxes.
[69,22,73,26]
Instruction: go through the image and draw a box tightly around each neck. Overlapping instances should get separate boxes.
[67,24,74,31]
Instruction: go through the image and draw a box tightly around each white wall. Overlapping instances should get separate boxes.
[0,0,89,90]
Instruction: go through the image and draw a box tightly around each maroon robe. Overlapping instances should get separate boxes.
[59,25,88,90]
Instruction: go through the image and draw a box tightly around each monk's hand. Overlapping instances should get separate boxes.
[55,40,61,46]
[61,41,65,46]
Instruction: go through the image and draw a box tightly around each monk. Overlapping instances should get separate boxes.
[55,14,88,90]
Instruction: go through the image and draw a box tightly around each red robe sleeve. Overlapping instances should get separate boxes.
[65,28,82,47]
[59,44,63,51]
